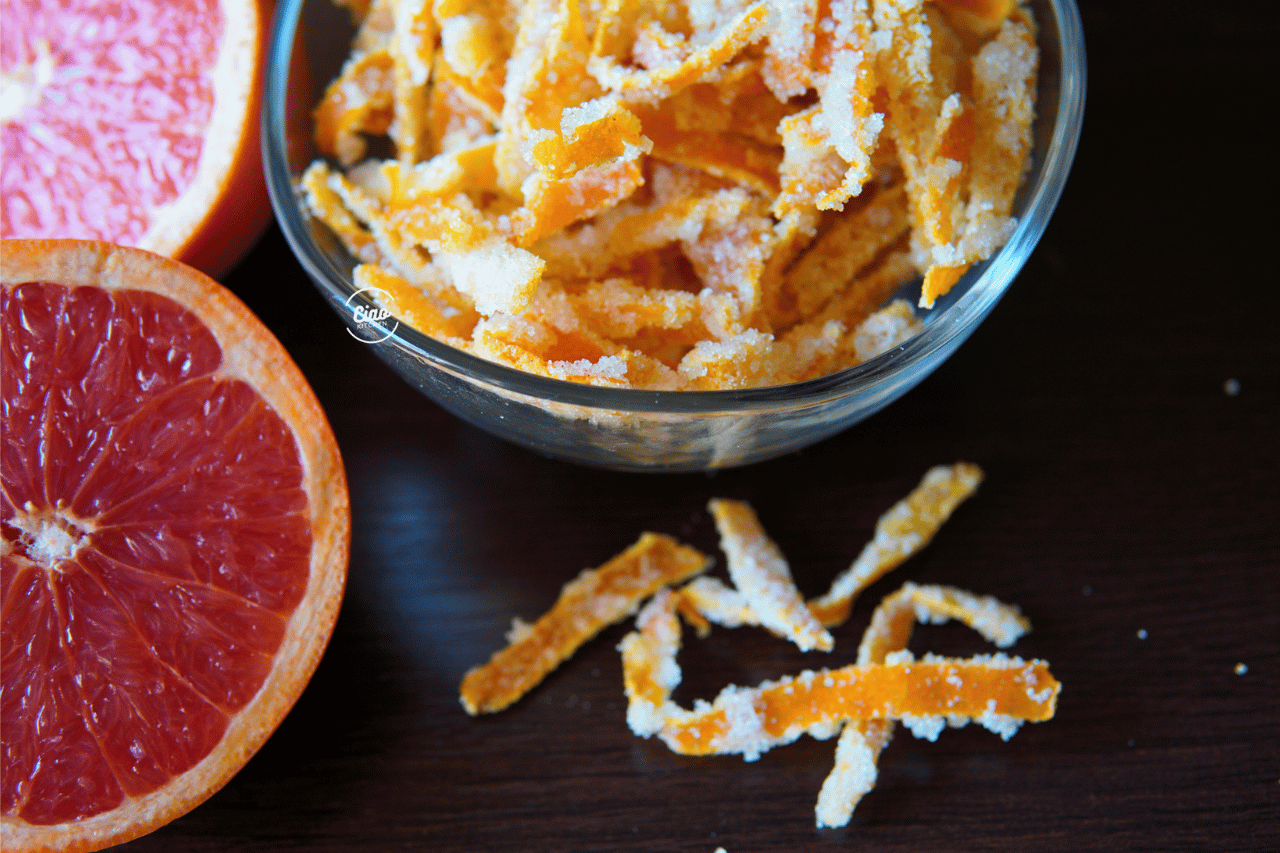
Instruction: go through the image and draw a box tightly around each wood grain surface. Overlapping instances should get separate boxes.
[120,2,1277,850]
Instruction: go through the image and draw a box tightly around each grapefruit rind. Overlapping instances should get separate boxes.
[162,0,275,279]
[0,239,349,853]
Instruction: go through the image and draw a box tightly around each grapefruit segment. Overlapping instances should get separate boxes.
[1,239,349,852]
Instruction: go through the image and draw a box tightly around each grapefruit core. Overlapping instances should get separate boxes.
[0,0,275,280]
[0,239,349,852]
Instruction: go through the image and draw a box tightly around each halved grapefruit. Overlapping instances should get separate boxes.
[1,0,274,279]
[0,239,349,852]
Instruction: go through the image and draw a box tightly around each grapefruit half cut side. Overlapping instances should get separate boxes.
[0,0,274,279]
[0,239,349,852]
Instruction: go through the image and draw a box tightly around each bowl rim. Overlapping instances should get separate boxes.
[263,0,1086,415]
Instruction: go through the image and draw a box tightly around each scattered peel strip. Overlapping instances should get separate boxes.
[815,717,895,828]
[615,495,1052,827]
[654,654,1058,759]
[909,582,1030,648]
[459,532,710,714]
[619,589,685,737]
[809,461,985,627]
[708,498,834,653]
[815,577,1030,824]
[676,464,985,638]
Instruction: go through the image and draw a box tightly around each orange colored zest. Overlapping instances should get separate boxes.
[314,49,396,167]
[657,655,1059,758]
[809,462,985,627]
[459,533,709,714]
[707,499,833,652]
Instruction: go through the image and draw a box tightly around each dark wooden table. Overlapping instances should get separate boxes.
[122,2,1277,850]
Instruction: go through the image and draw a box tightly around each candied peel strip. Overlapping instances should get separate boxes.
[781,182,911,324]
[676,465,981,637]
[773,0,884,215]
[495,0,600,195]
[619,589,685,736]
[381,135,500,204]
[301,162,385,266]
[517,157,646,246]
[809,462,985,627]
[314,48,396,167]
[918,10,1039,309]
[459,533,710,714]
[815,717,894,828]
[587,2,771,103]
[909,583,1030,648]
[708,499,834,653]
[675,576,759,635]
[388,0,436,164]
[354,263,478,344]
[655,654,1058,759]
[813,582,917,826]
[814,579,1031,825]
[427,53,499,152]
[633,103,783,197]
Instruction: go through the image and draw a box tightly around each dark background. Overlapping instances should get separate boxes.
[125,1,1277,850]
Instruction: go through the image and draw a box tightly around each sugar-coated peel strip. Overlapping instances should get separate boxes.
[427,53,499,151]
[619,588,685,737]
[314,48,396,167]
[809,462,985,627]
[354,263,478,345]
[813,582,918,826]
[708,499,834,653]
[773,0,884,216]
[646,581,1039,772]
[815,718,894,828]
[677,465,980,637]
[460,533,710,714]
[655,653,1058,759]
[314,0,398,165]
[909,583,1030,648]
[388,0,436,164]
[675,576,759,633]
[632,103,783,197]
[587,2,771,103]
[813,579,1030,825]
[780,182,911,324]
[919,10,1038,308]
[301,162,385,266]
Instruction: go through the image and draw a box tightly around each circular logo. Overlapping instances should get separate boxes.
[345,286,399,343]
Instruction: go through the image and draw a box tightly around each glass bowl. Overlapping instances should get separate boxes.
[263,0,1086,472]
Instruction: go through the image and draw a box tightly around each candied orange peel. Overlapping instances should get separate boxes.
[307,0,1038,390]
[809,461,985,626]
[459,532,709,714]
[707,498,834,653]
[455,465,1056,826]
[653,653,1058,758]
[612,467,1057,827]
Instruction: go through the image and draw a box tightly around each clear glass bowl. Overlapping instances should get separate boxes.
[263,0,1086,472]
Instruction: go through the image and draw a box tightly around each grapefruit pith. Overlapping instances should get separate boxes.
[0,239,349,852]
[1,0,274,279]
